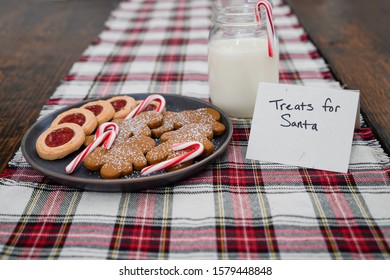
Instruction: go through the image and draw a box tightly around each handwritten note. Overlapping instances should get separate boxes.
[246,83,360,173]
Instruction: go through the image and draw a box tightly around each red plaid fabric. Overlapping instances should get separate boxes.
[0,0,389,260]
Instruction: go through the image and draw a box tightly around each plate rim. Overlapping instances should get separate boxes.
[21,94,233,191]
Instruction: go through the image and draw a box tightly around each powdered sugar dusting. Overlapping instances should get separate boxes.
[83,106,226,178]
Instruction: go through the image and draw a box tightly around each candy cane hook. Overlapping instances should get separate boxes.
[94,122,119,149]
[125,94,166,119]
[255,0,276,58]
[65,122,119,174]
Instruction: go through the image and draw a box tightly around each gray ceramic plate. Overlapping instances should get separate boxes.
[21,94,233,192]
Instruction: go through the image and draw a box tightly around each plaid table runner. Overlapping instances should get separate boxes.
[1,0,389,260]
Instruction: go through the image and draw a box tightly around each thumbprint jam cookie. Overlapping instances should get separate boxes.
[81,100,115,125]
[36,123,85,160]
[51,108,97,135]
[107,95,136,119]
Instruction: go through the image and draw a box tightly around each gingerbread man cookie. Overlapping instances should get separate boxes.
[84,135,156,179]
[151,108,225,138]
[174,108,226,136]
[82,111,163,178]
[150,111,180,138]
[84,110,163,146]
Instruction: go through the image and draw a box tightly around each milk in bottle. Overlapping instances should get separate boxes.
[208,0,279,118]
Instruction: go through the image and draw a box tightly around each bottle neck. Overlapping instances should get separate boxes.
[211,1,270,27]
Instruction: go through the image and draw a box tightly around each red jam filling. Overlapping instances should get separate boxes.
[85,105,103,116]
[45,127,75,147]
[111,99,127,112]
[58,113,86,126]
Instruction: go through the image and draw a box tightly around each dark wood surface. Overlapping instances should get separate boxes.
[0,0,119,172]
[286,0,390,154]
[0,0,389,173]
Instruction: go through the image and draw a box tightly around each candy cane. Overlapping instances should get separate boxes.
[141,141,204,175]
[94,122,119,149]
[125,94,166,119]
[65,122,119,174]
[255,0,276,58]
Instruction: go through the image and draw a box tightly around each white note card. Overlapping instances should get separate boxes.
[246,83,360,173]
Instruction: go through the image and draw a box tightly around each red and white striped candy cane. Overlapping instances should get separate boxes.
[255,0,276,58]
[65,122,119,174]
[94,122,119,149]
[125,94,166,119]
[141,141,204,175]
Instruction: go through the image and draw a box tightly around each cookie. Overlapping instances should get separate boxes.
[151,111,180,138]
[36,123,85,160]
[151,108,225,138]
[174,108,226,136]
[146,123,215,167]
[84,135,156,179]
[82,110,163,178]
[51,108,97,135]
[35,94,228,178]
[81,100,115,125]
[115,111,163,140]
[107,95,136,119]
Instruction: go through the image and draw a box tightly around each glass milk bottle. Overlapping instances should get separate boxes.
[208,0,279,118]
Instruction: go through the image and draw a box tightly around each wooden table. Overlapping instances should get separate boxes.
[0,0,120,172]
[0,0,389,172]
